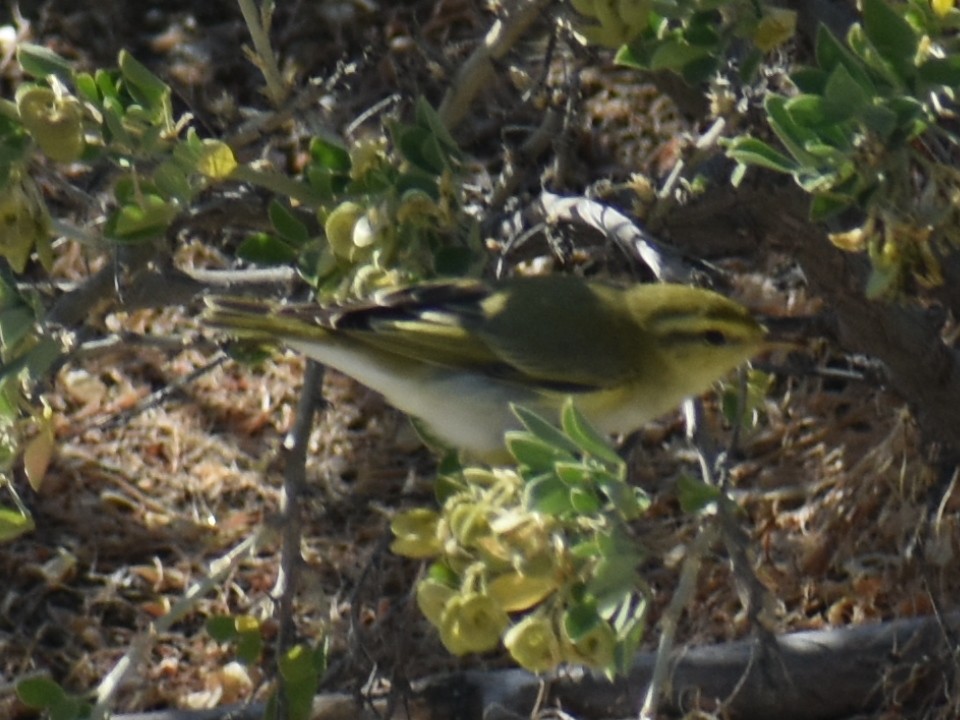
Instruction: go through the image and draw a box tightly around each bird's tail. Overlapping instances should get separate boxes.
[203,296,330,341]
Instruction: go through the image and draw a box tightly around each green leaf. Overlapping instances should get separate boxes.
[613,44,646,69]
[206,615,240,642]
[237,232,297,265]
[764,95,820,166]
[511,404,581,456]
[118,50,170,112]
[278,645,320,720]
[49,694,85,720]
[596,476,649,520]
[569,485,602,513]
[268,200,310,245]
[815,26,876,94]
[862,0,917,71]
[726,137,798,174]
[648,40,709,71]
[790,67,828,94]
[847,25,903,89]
[553,461,593,485]
[823,64,870,121]
[505,431,575,471]
[523,474,574,515]
[571,538,602,559]
[414,96,460,161]
[886,97,927,139]
[0,305,35,347]
[563,600,601,641]
[95,69,120,102]
[396,126,439,174]
[22,337,62,384]
[588,555,640,609]
[309,135,351,172]
[810,193,854,220]
[918,56,960,87]
[685,11,721,46]
[860,103,898,139]
[16,44,73,82]
[74,72,99,103]
[279,644,317,684]
[17,676,65,708]
[0,505,34,541]
[236,626,262,665]
[560,399,622,466]
[110,194,178,240]
[676,473,721,513]
[196,139,237,179]
[784,95,835,128]
[153,160,193,202]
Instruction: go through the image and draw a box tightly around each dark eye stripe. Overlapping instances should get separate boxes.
[662,329,735,346]
[702,330,727,346]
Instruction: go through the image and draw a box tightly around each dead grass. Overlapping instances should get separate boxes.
[1,1,958,718]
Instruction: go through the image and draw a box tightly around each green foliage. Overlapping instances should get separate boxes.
[267,642,329,720]
[727,0,960,297]
[16,676,92,720]
[4,44,477,296]
[392,399,649,676]
[608,0,796,83]
[0,43,482,547]
[206,614,265,664]
[574,0,960,298]
[207,615,329,720]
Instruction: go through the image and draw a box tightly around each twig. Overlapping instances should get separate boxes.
[684,395,787,716]
[270,359,325,719]
[438,0,555,130]
[639,520,719,719]
[90,530,267,720]
[533,192,703,283]
[87,355,227,433]
[236,0,288,107]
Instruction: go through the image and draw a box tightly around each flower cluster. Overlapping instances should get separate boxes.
[391,401,649,676]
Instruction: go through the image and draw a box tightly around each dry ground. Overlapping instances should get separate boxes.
[1,1,958,718]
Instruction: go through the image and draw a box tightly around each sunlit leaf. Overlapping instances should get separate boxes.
[197,139,237,179]
[0,505,34,542]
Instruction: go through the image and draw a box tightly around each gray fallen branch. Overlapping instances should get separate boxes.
[110,613,958,720]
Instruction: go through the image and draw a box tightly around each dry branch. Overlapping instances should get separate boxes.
[111,613,958,720]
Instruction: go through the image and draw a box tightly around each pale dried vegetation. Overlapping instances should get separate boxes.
[1,1,958,717]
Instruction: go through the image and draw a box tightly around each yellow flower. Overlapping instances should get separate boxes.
[504,614,561,672]
[753,8,797,52]
[390,508,442,558]
[561,621,616,670]
[933,0,955,17]
[439,593,508,655]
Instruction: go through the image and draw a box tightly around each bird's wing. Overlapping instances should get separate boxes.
[470,277,643,389]
[207,278,643,392]
[208,281,512,372]
[332,280,528,377]
[344,278,642,391]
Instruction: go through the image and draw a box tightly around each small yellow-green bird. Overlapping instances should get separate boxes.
[204,275,766,462]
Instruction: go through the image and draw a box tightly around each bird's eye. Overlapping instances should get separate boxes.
[702,330,727,346]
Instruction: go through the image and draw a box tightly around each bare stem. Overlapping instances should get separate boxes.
[236,0,288,107]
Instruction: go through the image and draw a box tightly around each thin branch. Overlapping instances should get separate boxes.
[639,520,719,719]
[270,359,325,719]
[438,0,555,130]
[236,0,288,107]
[91,531,267,720]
